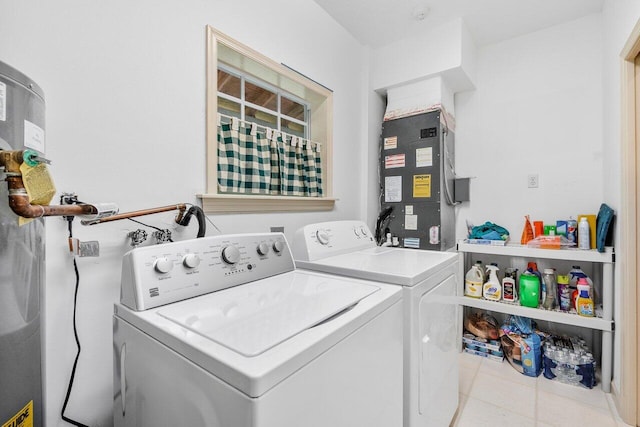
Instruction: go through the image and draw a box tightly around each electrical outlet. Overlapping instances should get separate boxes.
[527,174,539,188]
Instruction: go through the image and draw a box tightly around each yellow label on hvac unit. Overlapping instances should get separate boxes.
[2,400,33,427]
[413,174,431,198]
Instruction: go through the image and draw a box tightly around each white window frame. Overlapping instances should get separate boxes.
[199,26,335,214]
[218,64,310,139]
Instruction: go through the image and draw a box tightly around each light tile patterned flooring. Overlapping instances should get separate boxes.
[451,352,633,427]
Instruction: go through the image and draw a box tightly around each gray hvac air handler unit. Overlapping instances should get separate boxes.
[0,60,44,426]
[379,110,456,251]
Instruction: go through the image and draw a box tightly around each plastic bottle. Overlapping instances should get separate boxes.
[502,268,518,302]
[578,217,590,250]
[381,232,393,247]
[483,265,502,301]
[569,266,595,302]
[464,262,484,298]
[475,260,486,283]
[557,274,571,311]
[519,273,540,308]
[542,268,557,310]
[576,278,595,317]
[526,262,543,303]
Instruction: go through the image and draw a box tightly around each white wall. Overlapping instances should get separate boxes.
[370,18,476,93]
[0,1,368,425]
[455,14,604,240]
[361,47,387,230]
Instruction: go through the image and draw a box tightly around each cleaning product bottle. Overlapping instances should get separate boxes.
[578,217,590,250]
[464,262,484,298]
[576,278,594,317]
[483,265,501,301]
[569,266,595,303]
[557,274,571,311]
[526,262,543,303]
[519,273,540,308]
[502,267,518,302]
[381,232,393,247]
[542,268,557,310]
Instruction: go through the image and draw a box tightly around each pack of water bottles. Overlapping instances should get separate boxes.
[542,335,597,389]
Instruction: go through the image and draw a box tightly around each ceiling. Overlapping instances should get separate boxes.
[313,0,604,48]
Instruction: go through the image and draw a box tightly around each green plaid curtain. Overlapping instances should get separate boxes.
[280,136,306,196]
[218,121,270,194]
[268,133,282,195]
[218,119,323,197]
[302,140,322,197]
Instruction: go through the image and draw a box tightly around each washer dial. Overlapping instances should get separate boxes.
[272,240,286,253]
[221,245,241,264]
[257,242,270,256]
[316,230,330,245]
[182,254,200,269]
[154,257,173,274]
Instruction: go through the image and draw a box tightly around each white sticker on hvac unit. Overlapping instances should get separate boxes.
[0,82,6,121]
[384,176,402,202]
[416,147,433,167]
[405,205,414,215]
[384,136,397,150]
[429,226,440,244]
[385,153,405,169]
[405,214,418,230]
[404,237,420,249]
[24,120,45,153]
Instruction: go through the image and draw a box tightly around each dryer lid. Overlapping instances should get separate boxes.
[157,272,379,357]
[297,246,458,286]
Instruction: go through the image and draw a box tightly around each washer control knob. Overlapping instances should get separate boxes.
[182,254,200,269]
[272,240,286,253]
[257,242,270,256]
[360,226,368,236]
[353,228,361,237]
[221,245,241,264]
[316,230,330,245]
[154,257,173,274]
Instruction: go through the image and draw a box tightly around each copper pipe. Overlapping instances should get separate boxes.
[1,149,188,222]
[83,204,187,225]
[1,149,98,218]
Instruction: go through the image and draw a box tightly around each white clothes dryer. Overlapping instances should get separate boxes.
[292,221,461,427]
[113,232,403,427]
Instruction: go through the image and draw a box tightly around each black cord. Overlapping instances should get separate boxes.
[61,219,90,427]
[177,205,207,238]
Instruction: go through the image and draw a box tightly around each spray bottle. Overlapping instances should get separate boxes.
[576,278,594,317]
[483,265,502,301]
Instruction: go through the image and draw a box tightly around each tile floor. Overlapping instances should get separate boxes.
[451,352,633,427]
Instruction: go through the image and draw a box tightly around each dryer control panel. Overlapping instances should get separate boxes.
[292,220,376,262]
[120,233,293,311]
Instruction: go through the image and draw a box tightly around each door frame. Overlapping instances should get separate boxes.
[617,17,640,426]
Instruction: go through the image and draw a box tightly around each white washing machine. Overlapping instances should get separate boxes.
[113,232,403,427]
[292,221,461,427]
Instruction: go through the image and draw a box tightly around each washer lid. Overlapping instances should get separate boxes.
[157,273,378,357]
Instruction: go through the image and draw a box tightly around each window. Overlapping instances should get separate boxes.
[200,26,335,213]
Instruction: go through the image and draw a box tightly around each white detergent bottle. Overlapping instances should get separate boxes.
[464,263,484,298]
[483,265,502,301]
